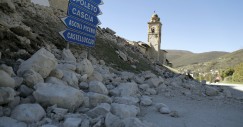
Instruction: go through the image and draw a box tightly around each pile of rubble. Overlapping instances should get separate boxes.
[0,47,232,127]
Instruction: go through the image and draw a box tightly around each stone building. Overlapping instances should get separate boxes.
[147,13,162,62]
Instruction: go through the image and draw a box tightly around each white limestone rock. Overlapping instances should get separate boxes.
[49,69,63,79]
[17,48,57,78]
[0,117,27,127]
[62,49,76,63]
[155,103,171,114]
[87,92,112,107]
[79,82,89,89]
[76,58,94,76]
[145,77,164,88]
[205,86,219,96]
[18,85,34,97]
[62,70,79,89]
[11,103,46,123]
[22,69,44,88]
[111,82,139,97]
[105,113,123,127]
[57,63,76,71]
[134,76,145,84]
[139,84,150,91]
[140,96,152,106]
[89,81,108,95]
[86,103,111,118]
[0,87,15,105]
[113,96,139,105]
[88,71,103,82]
[0,70,16,88]
[159,107,171,114]
[63,117,82,127]
[45,77,67,86]
[0,64,15,76]
[111,103,140,119]
[33,83,84,111]
[145,88,157,95]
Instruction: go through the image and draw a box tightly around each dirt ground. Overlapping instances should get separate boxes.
[139,84,243,127]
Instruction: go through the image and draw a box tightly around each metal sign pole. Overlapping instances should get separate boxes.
[87,48,90,59]
[67,42,69,49]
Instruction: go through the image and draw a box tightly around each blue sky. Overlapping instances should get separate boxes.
[99,0,243,53]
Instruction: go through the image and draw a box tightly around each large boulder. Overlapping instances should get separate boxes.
[111,103,140,119]
[22,69,44,88]
[0,87,15,105]
[17,48,57,78]
[111,82,139,97]
[0,70,16,88]
[145,77,164,88]
[0,117,27,127]
[76,59,94,76]
[89,81,108,95]
[62,49,76,63]
[11,103,46,123]
[205,86,219,96]
[87,92,112,107]
[33,83,84,111]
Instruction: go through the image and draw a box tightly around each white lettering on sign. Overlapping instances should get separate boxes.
[72,8,94,22]
[83,24,96,35]
[67,32,95,45]
[69,20,82,30]
[76,0,98,13]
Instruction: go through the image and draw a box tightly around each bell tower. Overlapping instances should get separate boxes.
[147,13,162,62]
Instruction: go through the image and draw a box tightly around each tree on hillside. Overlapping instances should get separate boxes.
[232,63,243,82]
[221,68,235,80]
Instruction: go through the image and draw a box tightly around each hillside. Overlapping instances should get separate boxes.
[167,50,229,67]
[166,50,193,62]
[177,49,243,74]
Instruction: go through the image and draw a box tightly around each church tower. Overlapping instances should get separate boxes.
[147,13,162,62]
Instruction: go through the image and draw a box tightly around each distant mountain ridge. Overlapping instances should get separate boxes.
[166,50,229,67]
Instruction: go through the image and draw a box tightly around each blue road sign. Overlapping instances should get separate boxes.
[69,0,102,16]
[61,16,97,37]
[59,29,95,47]
[90,0,103,5]
[68,3,101,26]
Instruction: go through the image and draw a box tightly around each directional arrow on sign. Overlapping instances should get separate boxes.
[61,16,97,37]
[68,3,101,26]
[69,0,102,16]
[59,29,96,47]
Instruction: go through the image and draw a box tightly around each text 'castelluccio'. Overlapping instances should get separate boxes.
[67,31,95,45]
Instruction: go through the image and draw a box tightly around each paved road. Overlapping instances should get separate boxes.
[209,83,243,99]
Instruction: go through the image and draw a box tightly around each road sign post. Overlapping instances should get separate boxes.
[59,0,103,51]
